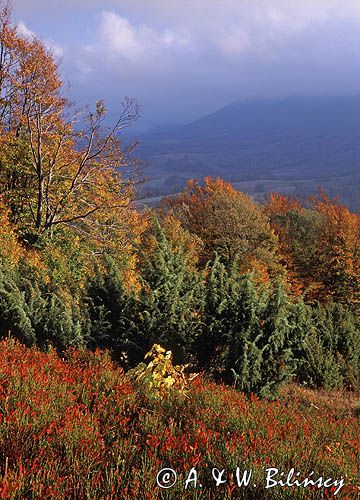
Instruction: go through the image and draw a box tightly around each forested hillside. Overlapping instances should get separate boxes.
[0,4,359,394]
[137,97,360,211]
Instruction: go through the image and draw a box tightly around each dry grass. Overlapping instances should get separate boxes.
[281,383,360,419]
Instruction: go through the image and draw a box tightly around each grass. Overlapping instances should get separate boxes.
[0,338,359,499]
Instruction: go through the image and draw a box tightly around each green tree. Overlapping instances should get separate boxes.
[254,283,295,397]
[85,255,146,366]
[137,218,202,364]
[222,273,264,393]
[0,263,83,350]
[194,256,231,374]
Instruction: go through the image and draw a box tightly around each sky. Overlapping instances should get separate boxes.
[9,0,360,131]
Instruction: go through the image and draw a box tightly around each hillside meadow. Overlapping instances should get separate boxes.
[0,339,359,499]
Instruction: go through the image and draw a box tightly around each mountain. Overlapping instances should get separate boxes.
[135,96,360,210]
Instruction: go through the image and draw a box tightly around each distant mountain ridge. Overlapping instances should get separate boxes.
[136,96,360,210]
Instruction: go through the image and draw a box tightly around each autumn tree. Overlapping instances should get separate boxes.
[161,177,282,282]
[311,193,360,310]
[141,211,203,273]
[264,191,360,309]
[0,3,140,242]
[0,197,21,265]
[264,193,323,297]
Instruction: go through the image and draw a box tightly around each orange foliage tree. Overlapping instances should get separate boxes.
[263,193,314,296]
[0,3,140,241]
[311,192,360,309]
[161,177,284,284]
[0,197,21,265]
[264,191,360,308]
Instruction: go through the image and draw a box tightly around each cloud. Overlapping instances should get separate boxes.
[11,1,360,128]
[17,20,35,38]
[17,20,64,58]
[89,10,255,63]
[97,12,143,61]
[83,1,360,67]
[93,11,190,63]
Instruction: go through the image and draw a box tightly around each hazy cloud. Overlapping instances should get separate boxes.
[90,11,190,63]
[16,20,64,58]
[9,0,360,129]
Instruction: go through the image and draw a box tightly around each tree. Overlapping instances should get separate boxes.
[0,196,22,265]
[330,302,360,388]
[256,283,295,397]
[264,191,360,308]
[85,220,203,367]
[0,3,140,239]
[222,272,265,393]
[298,303,344,389]
[311,193,360,310]
[137,218,203,364]
[193,256,232,374]
[265,203,323,298]
[161,177,280,277]
[0,262,83,350]
[84,255,141,365]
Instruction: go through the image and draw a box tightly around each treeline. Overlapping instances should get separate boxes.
[0,4,359,396]
[0,216,359,396]
[84,228,360,396]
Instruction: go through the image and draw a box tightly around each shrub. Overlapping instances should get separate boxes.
[0,264,83,350]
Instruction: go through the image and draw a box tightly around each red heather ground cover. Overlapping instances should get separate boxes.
[0,339,359,499]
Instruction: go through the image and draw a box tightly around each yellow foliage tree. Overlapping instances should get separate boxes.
[0,4,140,239]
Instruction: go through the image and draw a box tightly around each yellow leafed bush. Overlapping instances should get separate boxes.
[126,344,190,399]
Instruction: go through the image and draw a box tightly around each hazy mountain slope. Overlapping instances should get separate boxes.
[136,96,360,210]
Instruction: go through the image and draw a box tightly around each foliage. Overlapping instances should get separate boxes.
[311,193,360,309]
[194,261,298,397]
[0,198,22,266]
[0,3,140,239]
[85,235,359,396]
[297,302,360,390]
[84,255,145,366]
[0,339,359,499]
[0,4,359,404]
[265,191,360,309]
[144,211,204,272]
[0,263,83,350]
[221,273,265,392]
[161,177,281,275]
[137,218,203,363]
[86,220,204,367]
[126,344,190,401]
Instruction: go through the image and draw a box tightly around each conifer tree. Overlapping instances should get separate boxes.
[299,303,343,388]
[288,299,314,382]
[84,255,145,366]
[223,273,264,393]
[0,264,83,350]
[256,283,295,397]
[0,267,36,345]
[195,263,298,396]
[194,256,230,374]
[329,302,360,388]
[137,218,202,364]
